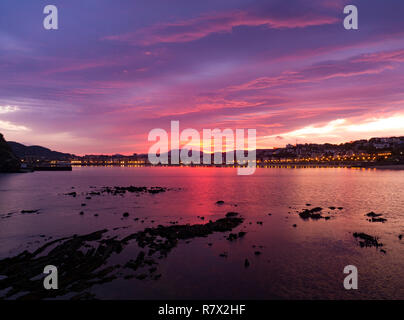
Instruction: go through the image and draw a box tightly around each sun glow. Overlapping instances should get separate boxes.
[264,114,404,146]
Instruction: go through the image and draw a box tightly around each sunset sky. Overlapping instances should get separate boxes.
[1,0,404,155]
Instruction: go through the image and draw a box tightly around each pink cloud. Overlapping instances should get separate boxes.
[225,48,404,92]
[353,49,404,63]
[104,10,338,45]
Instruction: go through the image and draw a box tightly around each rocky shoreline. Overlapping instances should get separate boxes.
[0,133,20,173]
[0,212,245,300]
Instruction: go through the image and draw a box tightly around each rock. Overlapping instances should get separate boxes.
[227,233,238,241]
[244,259,250,267]
[21,209,39,214]
[399,235,403,240]
[293,224,297,228]
[298,207,326,220]
[254,251,261,256]
[365,212,387,223]
[94,186,169,196]
[0,212,243,299]
[153,274,162,280]
[79,211,84,215]
[216,200,225,205]
[123,214,244,257]
[0,133,20,173]
[225,212,239,217]
[365,212,383,218]
[65,192,77,197]
[0,229,122,300]
[135,274,147,280]
[353,232,383,248]
[329,206,336,210]
[123,212,129,218]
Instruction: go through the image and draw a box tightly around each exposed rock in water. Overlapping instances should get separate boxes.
[65,192,77,197]
[226,231,246,241]
[101,186,168,196]
[21,210,40,214]
[298,207,328,220]
[0,214,245,300]
[0,133,20,173]
[365,212,387,223]
[227,233,238,241]
[365,212,383,218]
[122,215,244,257]
[0,229,121,300]
[353,232,383,248]
[225,211,239,217]
[369,217,387,223]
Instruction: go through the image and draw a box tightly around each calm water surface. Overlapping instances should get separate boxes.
[1,167,404,299]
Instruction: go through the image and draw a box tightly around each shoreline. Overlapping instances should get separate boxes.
[3,163,404,174]
[71,163,404,170]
